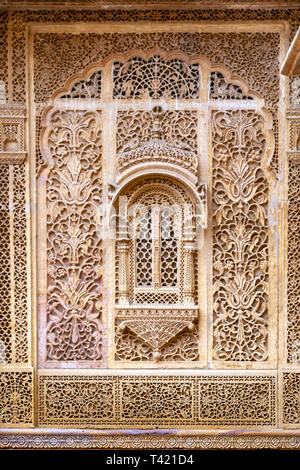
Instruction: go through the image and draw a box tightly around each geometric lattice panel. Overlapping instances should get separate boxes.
[39,374,276,428]
[0,371,33,427]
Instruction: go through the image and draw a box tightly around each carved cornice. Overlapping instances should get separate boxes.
[287,108,300,119]
[1,1,300,11]
[0,102,25,118]
[1,431,300,449]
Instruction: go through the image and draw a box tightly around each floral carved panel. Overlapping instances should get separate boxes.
[212,109,270,363]
[39,108,104,366]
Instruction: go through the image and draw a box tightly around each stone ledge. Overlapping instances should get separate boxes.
[0,429,300,449]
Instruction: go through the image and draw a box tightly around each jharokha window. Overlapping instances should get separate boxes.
[114,175,203,362]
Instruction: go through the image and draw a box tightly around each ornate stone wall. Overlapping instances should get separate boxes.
[0,6,299,447]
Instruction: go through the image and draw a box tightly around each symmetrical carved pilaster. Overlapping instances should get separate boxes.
[212,109,269,363]
[41,109,104,365]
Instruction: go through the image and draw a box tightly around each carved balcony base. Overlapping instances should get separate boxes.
[116,306,198,360]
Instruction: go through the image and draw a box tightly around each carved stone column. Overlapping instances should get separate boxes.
[183,203,195,305]
[117,195,130,304]
[117,238,130,305]
[152,205,161,289]
[182,239,195,305]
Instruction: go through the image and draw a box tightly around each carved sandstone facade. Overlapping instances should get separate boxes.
[0,3,299,449]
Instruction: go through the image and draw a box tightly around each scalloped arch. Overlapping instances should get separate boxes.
[51,47,265,105]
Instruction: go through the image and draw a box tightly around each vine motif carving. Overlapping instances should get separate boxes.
[119,376,196,424]
[117,109,198,174]
[39,376,116,426]
[212,109,269,362]
[197,376,275,425]
[287,159,300,362]
[44,109,103,363]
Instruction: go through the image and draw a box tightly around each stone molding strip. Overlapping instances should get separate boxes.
[0,430,300,449]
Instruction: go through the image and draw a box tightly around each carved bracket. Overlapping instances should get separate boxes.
[116,307,198,361]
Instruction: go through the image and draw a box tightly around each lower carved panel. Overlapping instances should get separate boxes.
[198,376,276,426]
[0,371,33,427]
[282,372,300,428]
[39,375,117,427]
[38,373,276,428]
[118,376,196,425]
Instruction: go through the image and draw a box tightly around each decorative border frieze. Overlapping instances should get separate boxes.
[1,430,300,450]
